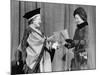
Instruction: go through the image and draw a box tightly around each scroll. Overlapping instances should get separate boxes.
[47,29,69,49]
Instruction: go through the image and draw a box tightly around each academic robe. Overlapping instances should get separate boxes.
[19,23,52,73]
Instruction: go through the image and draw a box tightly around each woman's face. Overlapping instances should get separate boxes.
[74,14,84,24]
[34,14,41,27]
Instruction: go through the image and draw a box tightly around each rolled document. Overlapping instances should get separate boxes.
[47,29,69,49]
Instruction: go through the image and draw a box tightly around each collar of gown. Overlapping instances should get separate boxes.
[77,21,88,29]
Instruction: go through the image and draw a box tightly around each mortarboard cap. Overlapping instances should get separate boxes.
[23,8,40,19]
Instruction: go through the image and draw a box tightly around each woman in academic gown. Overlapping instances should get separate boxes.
[64,7,89,70]
[18,8,52,73]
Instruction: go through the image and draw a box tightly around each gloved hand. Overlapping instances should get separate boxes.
[65,39,73,44]
[64,43,72,49]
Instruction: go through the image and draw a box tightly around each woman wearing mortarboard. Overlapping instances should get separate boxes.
[64,7,89,70]
[17,8,52,73]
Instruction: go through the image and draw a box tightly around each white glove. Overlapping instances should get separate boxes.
[52,42,59,50]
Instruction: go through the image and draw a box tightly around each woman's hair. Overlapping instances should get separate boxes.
[73,7,87,22]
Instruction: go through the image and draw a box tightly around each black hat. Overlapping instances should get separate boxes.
[23,8,40,19]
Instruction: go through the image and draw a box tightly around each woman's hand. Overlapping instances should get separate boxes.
[52,41,60,50]
[64,43,71,49]
[65,39,73,44]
